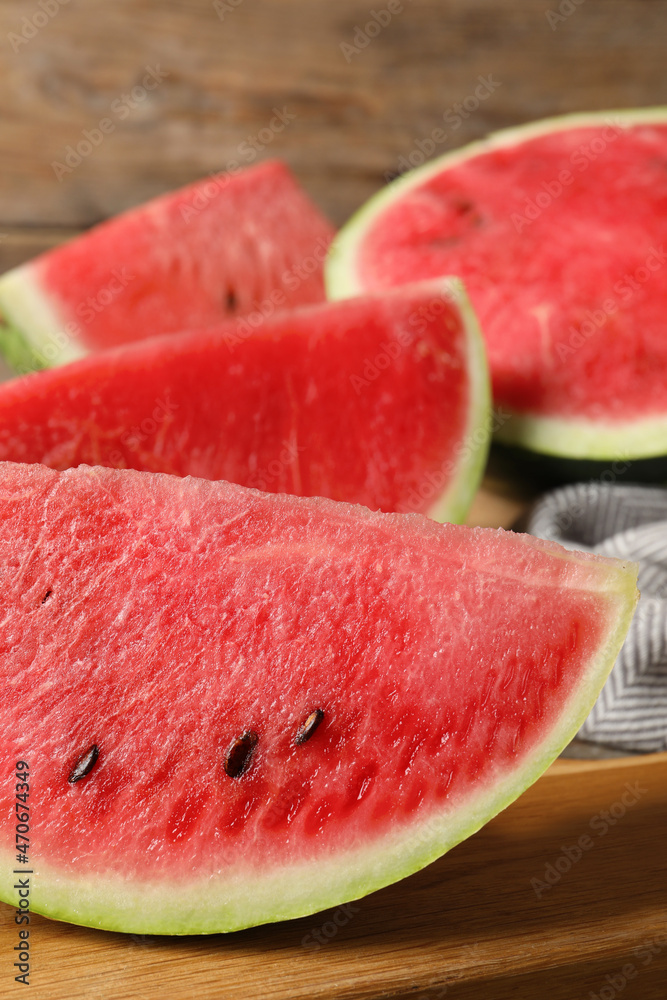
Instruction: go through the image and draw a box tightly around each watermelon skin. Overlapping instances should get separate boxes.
[0,160,334,372]
[326,109,667,462]
[0,463,637,934]
[0,279,490,523]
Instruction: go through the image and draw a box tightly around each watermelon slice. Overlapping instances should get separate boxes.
[0,160,334,372]
[0,463,638,935]
[326,109,667,461]
[0,279,490,523]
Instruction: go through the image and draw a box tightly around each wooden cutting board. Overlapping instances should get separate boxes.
[2,484,666,999]
[1,751,665,1000]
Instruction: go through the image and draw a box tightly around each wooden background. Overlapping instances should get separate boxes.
[1,1,666,997]
[1,0,667,268]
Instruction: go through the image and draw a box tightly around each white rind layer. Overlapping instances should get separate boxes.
[0,264,87,369]
[325,107,667,462]
[0,554,638,935]
[495,408,667,462]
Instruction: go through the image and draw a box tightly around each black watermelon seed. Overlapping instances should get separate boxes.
[225,288,238,313]
[224,730,259,778]
[41,590,52,604]
[295,708,324,745]
[68,744,99,784]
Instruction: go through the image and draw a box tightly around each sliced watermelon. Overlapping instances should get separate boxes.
[326,109,667,461]
[0,160,334,371]
[0,463,637,934]
[0,279,490,523]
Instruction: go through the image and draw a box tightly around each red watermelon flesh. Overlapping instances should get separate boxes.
[0,463,637,934]
[0,279,490,522]
[0,160,334,368]
[326,111,667,459]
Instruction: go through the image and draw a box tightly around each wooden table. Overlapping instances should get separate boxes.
[1,2,666,996]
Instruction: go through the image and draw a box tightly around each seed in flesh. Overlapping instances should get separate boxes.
[224,730,259,778]
[295,709,324,745]
[68,744,100,784]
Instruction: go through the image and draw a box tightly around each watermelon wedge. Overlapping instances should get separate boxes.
[0,160,334,372]
[0,463,638,935]
[0,278,490,523]
[326,109,667,462]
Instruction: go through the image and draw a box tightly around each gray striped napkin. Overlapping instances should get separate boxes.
[526,483,667,753]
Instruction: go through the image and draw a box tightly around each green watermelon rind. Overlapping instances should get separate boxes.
[0,264,86,371]
[325,106,667,462]
[423,277,491,524]
[493,407,667,462]
[0,550,638,936]
[0,310,47,377]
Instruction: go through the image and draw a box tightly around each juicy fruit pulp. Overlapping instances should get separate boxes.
[326,110,667,460]
[0,463,638,934]
[0,160,334,371]
[0,279,490,523]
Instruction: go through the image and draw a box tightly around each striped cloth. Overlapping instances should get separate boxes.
[526,483,667,753]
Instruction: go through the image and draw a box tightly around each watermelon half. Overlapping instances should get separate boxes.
[0,160,334,372]
[0,278,489,523]
[0,463,638,934]
[326,109,667,462]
